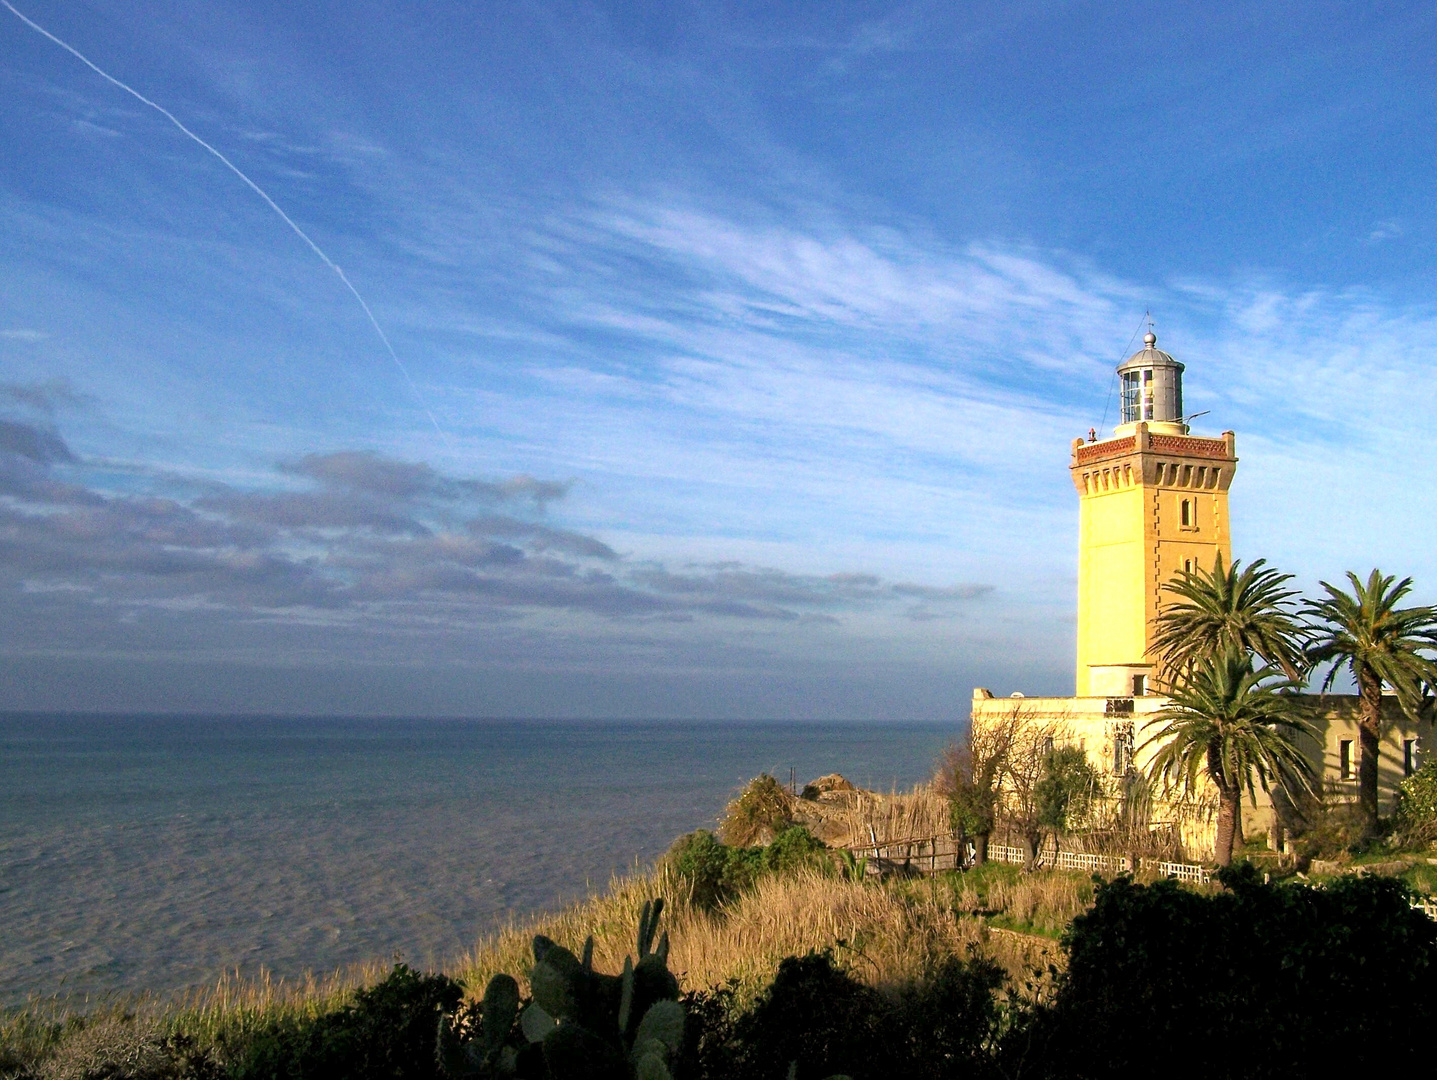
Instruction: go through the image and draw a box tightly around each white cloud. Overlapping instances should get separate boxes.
[1367,218,1403,243]
[417,191,1437,619]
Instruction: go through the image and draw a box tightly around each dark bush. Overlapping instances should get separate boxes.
[231,964,464,1080]
[731,951,892,1080]
[1018,865,1437,1077]
[674,984,741,1080]
[678,949,1004,1080]
[891,954,1004,1080]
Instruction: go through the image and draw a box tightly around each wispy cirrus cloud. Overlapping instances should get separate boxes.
[404,189,1437,602]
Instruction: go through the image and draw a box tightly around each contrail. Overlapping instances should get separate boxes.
[3,0,449,446]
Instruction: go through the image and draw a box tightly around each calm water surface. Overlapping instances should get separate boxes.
[0,715,954,1005]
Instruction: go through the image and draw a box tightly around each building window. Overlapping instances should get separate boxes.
[1042,735,1055,756]
[1132,674,1147,696]
[1184,558,1193,576]
[1180,499,1193,527]
[1340,739,1354,780]
[1120,371,1142,423]
[1404,739,1417,777]
[1113,728,1134,775]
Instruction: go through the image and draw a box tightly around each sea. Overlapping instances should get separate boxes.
[0,715,957,1007]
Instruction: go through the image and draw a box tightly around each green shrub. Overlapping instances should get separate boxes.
[1394,761,1437,846]
[673,985,740,1080]
[1034,747,1099,833]
[761,827,830,876]
[230,964,463,1080]
[668,828,828,911]
[1291,797,1369,861]
[667,831,761,910]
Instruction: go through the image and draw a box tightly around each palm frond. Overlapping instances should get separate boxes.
[1304,568,1437,720]
[1140,647,1315,807]
[1153,556,1308,683]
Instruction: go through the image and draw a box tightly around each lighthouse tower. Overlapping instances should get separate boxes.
[1070,333,1237,697]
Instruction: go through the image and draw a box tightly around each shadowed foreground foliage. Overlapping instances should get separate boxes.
[1016,865,1437,1078]
[10,868,1434,1080]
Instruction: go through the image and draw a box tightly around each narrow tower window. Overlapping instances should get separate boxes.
[1404,739,1417,777]
[1180,499,1193,527]
[1113,731,1132,774]
[1340,740,1354,780]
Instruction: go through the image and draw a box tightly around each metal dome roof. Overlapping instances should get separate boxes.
[1117,331,1183,373]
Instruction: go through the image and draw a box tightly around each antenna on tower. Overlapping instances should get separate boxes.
[1097,313,1151,433]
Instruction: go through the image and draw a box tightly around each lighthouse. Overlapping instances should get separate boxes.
[969,328,1428,857]
[1070,333,1237,697]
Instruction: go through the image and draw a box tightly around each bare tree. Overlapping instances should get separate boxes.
[994,714,1077,868]
[936,710,1019,864]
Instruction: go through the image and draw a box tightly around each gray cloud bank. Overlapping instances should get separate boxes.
[0,397,993,714]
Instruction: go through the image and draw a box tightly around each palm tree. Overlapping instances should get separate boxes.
[1305,570,1437,833]
[1141,647,1314,866]
[1152,556,1308,686]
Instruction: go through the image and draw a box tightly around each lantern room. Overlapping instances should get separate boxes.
[1116,331,1186,434]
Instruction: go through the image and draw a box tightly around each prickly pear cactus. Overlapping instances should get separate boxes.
[438,900,684,1080]
[437,972,522,1077]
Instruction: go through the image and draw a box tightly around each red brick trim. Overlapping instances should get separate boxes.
[1074,436,1135,465]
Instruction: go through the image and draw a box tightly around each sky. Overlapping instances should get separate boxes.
[2,1,1436,719]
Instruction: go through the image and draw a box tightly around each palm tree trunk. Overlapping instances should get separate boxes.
[1357,665,1383,834]
[1214,783,1241,866]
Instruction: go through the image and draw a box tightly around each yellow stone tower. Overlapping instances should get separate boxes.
[1070,332,1237,696]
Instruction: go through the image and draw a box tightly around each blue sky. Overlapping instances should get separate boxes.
[2,1,1436,718]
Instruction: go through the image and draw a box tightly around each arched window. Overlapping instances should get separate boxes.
[1180,499,1193,527]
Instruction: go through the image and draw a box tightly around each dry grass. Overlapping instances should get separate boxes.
[0,957,394,1070]
[453,861,1067,1006]
[165,961,392,1045]
[3,859,1107,1072]
[818,784,951,848]
[970,872,1092,937]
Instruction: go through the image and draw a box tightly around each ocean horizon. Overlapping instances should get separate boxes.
[0,713,957,1006]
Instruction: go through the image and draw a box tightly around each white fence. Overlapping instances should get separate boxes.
[1150,859,1212,883]
[986,842,1212,882]
[855,837,1436,919]
[844,832,1437,913]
